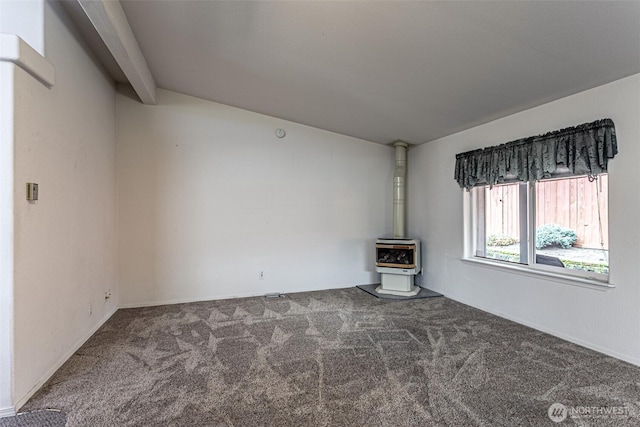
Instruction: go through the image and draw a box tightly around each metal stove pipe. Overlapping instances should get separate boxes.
[393,141,408,238]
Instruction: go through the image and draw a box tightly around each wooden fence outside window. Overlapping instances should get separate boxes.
[485,175,608,249]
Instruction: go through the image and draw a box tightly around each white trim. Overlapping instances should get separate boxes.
[461,257,613,291]
[0,406,16,419]
[120,292,276,309]
[119,284,353,309]
[13,306,118,411]
[444,291,639,367]
[0,34,54,87]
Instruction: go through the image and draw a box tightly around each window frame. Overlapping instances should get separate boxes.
[463,175,612,288]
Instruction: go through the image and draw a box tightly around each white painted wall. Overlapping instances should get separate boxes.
[11,1,117,408]
[408,74,640,365]
[0,0,46,415]
[117,88,393,307]
[0,62,16,417]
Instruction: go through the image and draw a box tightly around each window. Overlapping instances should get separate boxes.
[470,174,609,281]
[454,118,617,284]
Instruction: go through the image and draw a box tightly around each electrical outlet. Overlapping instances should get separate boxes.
[104,290,111,301]
[89,303,93,316]
[259,271,264,280]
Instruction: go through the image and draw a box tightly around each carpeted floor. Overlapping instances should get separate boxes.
[21,287,640,426]
[0,410,66,427]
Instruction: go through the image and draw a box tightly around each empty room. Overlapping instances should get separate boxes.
[1,1,639,425]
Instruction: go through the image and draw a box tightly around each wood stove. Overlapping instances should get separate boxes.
[375,238,421,296]
[373,141,422,297]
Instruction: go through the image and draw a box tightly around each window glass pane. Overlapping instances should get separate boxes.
[535,175,609,275]
[482,183,523,264]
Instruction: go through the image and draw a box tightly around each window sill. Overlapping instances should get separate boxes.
[461,257,614,291]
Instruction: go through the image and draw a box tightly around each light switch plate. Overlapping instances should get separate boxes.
[26,183,38,201]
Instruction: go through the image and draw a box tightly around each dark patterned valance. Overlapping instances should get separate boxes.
[454,119,618,190]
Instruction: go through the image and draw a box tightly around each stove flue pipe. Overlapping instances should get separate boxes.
[393,141,408,238]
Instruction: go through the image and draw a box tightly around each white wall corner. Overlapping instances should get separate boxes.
[0,63,15,417]
[0,34,55,87]
[13,306,118,411]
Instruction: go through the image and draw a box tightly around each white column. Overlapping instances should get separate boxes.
[0,10,52,412]
[0,61,16,418]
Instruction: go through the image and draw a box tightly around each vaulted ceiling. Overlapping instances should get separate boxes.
[68,1,640,145]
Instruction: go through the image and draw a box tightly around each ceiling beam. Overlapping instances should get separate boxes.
[77,0,156,104]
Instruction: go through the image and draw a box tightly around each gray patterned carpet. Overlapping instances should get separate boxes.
[22,287,640,426]
[0,410,66,427]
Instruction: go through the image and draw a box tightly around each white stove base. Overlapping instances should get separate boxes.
[375,285,420,297]
[377,273,420,296]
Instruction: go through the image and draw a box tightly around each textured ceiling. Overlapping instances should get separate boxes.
[114,1,639,145]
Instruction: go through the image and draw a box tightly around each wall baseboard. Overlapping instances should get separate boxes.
[0,406,16,418]
[120,284,353,309]
[444,291,640,368]
[120,291,275,309]
[14,305,118,411]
